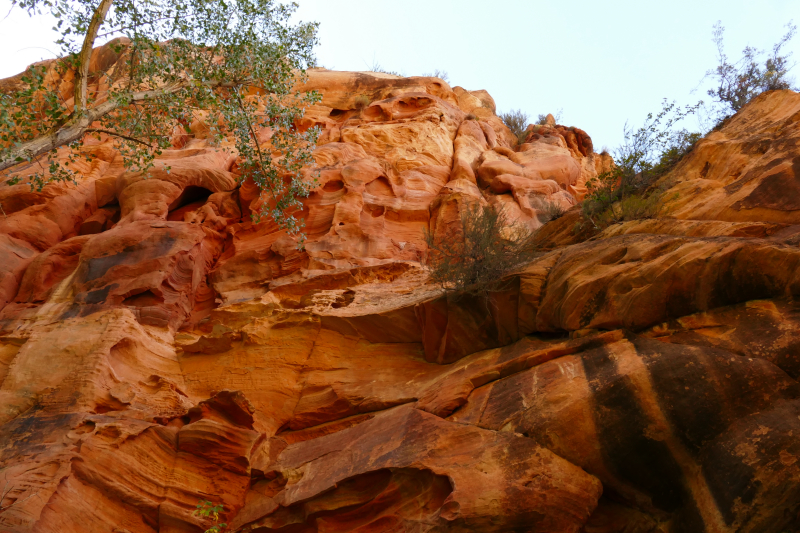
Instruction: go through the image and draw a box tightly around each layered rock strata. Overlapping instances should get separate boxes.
[1,45,800,533]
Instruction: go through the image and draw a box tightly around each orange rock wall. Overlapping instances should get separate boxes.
[1,46,800,533]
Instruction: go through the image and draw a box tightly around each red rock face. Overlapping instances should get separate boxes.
[1,45,800,532]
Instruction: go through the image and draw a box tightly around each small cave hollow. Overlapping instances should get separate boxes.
[79,202,121,235]
[331,289,356,308]
[322,180,345,192]
[362,105,389,122]
[123,289,165,308]
[242,468,453,531]
[72,420,96,435]
[365,177,393,197]
[167,186,213,220]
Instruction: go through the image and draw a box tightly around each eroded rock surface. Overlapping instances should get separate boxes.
[1,46,800,532]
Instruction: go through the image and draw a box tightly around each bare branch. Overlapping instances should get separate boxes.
[232,87,280,198]
[0,478,40,513]
[1,479,10,506]
[85,128,154,147]
[96,17,173,39]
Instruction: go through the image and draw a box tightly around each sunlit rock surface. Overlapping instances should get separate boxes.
[1,45,800,532]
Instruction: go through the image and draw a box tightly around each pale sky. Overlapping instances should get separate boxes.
[1,0,798,150]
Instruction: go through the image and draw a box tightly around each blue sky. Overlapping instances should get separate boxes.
[1,0,798,149]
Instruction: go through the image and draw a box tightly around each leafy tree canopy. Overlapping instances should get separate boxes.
[1,0,321,234]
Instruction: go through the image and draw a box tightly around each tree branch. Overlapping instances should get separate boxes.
[85,128,153,147]
[232,87,279,198]
[1,81,188,173]
[0,479,40,512]
[1,72,255,175]
[95,17,172,39]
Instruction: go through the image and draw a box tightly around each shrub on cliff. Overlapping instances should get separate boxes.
[368,60,401,76]
[539,199,567,223]
[499,109,530,145]
[1,0,320,235]
[705,21,798,119]
[535,109,563,125]
[425,203,537,293]
[581,100,700,229]
[195,500,226,533]
[583,184,675,227]
[582,21,797,231]
[422,69,450,83]
[354,95,371,109]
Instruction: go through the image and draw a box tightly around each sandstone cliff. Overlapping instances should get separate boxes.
[0,45,799,533]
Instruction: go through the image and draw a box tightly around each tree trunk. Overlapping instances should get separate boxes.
[74,0,115,115]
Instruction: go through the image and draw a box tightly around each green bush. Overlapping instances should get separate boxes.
[535,109,563,125]
[425,203,537,293]
[581,20,796,230]
[499,109,530,145]
[354,95,371,109]
[194,500,226,533]
[581,100,700,229]
[538,199,567,223]
[705,21,797,117]
[593,190,675,227]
